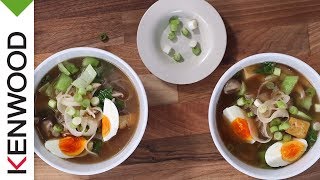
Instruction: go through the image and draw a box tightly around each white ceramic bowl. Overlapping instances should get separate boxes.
[208,53,320,179]
[137,0,226,84]
[34,47,148,175]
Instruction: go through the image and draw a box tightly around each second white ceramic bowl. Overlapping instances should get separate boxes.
[34,47,148,175]
[208,53,320,179]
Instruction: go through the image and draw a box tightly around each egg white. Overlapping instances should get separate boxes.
[102,98,119,142]
[265,138,308,168]
[45,139,75,159]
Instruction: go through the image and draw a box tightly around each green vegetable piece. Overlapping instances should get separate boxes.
[53,123,63,133]
[72,64,97,89]
[63,61,79,74]
[170,23,179,32]
[255,62,276,75]
[297,111,313,121]
[66,106,76,116]
[92,139,103,154]
[73,110,80,118]
[289,106,298,115]
[257,150,266,164]
[281,76,299,95]
[273,67,281,76]
[192,46,201,56]
[306,87,316,97]
[86,85,93,92]
[279,121,290,131]
[237,97,246,106]
[74,93,83,103]
[270,118,282,127]
[181,27,190,37]
[247,111,255,118]
[90,97,100,106]
[169,16,179,24]
[82,57,100,67]
[282,134,292,142]
[273,131,283,141]
[275,100,287,109]
[115,99,125,110]
[45,84,54,97]
[48,99,57,109]
[58,63,71,76]
[168,31,176,40]
[78,87,87,96]
[100,32,109,42]
[173,52,183,62]
[270,126,279,133]
[299,96,313,111]
[82,98,91,108]
[238,82,247,96]
[306,128,318,147]
[54,73,73,93]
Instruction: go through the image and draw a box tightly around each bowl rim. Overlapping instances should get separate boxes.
[208,53,320,179]
[34,47,148,175]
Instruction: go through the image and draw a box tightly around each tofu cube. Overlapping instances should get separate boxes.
[285,117,310,139]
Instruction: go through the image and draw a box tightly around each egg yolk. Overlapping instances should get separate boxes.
[102,115,111,138]
[281,140,305,162]
[59,136,86,156]
[231,118,252,142]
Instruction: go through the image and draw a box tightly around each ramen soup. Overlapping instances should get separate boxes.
[35,57,139,163]
[217,62,320,168]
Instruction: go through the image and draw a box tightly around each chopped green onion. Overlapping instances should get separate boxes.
[278,121,290,131]
[270,126,279,133]
[72,117,82,126]
[100,32,109,42]
[78,87,87,95]
[82,57,100,67]
[238,82,247,96]
[168,31,176,40]
[74,93,83,103]
[299,96,313,111]
[266,82,275,90]
[170,23,179,32]
[86,85,93,92]
[289,106,299,115]
[58,63,71,76]
[91,97,100,106]
[306,87,316,97]
[282,134,292,142]
[53,123,63,133]
[54,73,73,93]
[73,110,80,118]
[70,122,77,129]
[192,46,201,56]
[237,97,246,106]
[181,27,190,37]
[247,111,255,118]
[48,99,57,109]
[66,106,76,116]
[82,98,91,108]
[273,131,283,141]
[169,16,179,23]
[276,100,287,109]
[270,118,282,127]
[313,122,320,131]
[173,52,183,62]
[258,104,268,114]
[273,67,281,76]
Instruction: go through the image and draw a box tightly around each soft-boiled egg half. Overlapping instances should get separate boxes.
[45,136,87,158]
[223,105,255,144]
[265,138,308,167]
[102,98,119,142]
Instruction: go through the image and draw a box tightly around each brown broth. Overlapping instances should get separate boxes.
[216,64,320,168]
[35,58,140,163]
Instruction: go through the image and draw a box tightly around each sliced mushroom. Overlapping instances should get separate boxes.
[224,79,241,94]
[40,119,53,138]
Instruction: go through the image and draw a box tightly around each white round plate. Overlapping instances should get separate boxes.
[137,0,227,84]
